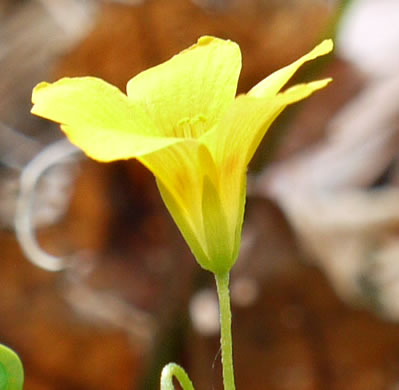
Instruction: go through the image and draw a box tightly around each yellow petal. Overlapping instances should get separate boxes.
[246,78,333,164]
[32,77,180,162]
[202,78,331,243]
[201,96,268,243]
[139,141,210,269]
[249,39,333,98]
[140,140,235,273]
[156,178,210,270]
[210,79,332,167]
[126,36,241,138]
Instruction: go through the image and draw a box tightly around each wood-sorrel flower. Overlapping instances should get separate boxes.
[31,36,332,275]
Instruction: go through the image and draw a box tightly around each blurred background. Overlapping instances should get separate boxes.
[2,0,399,389]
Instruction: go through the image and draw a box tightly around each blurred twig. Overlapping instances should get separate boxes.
[15,138,81,271]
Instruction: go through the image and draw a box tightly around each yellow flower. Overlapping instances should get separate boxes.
[31,36,332,275]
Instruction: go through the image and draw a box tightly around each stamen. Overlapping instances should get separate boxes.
[177,115,207,138]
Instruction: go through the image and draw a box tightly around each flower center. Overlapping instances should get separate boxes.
[176,115,207,138]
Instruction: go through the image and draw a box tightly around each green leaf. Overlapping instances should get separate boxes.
[0,345,24,390]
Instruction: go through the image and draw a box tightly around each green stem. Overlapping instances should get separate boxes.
[215,272,236,390]
[161,363,195,390]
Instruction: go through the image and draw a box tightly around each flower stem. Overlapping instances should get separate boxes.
[215,272,235,390]
[161,363,195,390]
